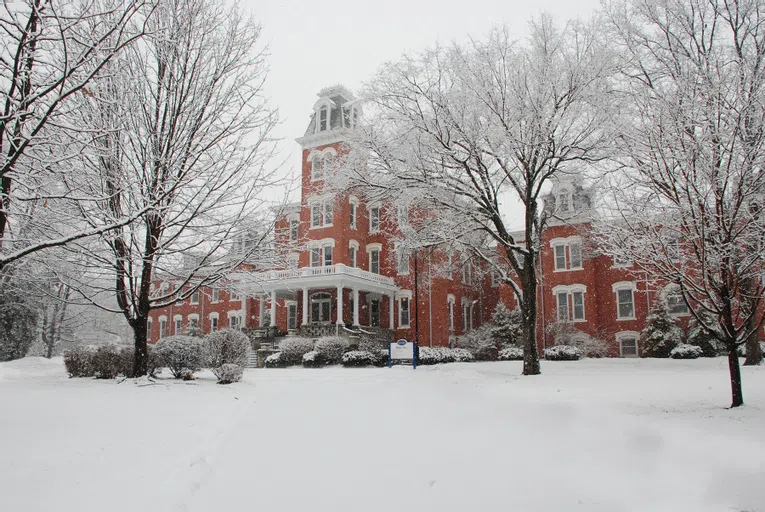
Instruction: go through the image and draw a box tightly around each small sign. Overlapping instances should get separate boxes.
[388,339,417,368]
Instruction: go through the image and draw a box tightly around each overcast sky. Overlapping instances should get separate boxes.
[247,0,603,224]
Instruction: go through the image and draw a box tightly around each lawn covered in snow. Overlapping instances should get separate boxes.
[1,357,763,512]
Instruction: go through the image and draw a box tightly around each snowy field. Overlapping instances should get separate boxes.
[1,357,764,512]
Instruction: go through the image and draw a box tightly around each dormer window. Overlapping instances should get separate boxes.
[557,190,573,213]
[311,156,323,180]
[319,106,328,131]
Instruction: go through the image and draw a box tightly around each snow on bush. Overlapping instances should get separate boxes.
[278,337,315,366]
[670,344,703,360]
[314,336,349,365]
[204,329,250,382]
[342,350,374,367]
[417,346,456,365]
[545,322,606,358]
[737,341,765,357]
[456,325,498,360]
[544,345,583,361]
[264,352,283,368]
[498,347,524,361]
[451,348,475,362]
[216,364,243,384]
[302,350,324,368]
[491,303,523,346]
[154,336,204,379]
[640,298,683,358]
[63,345,97,377]
[687,311,721,357]
[371,349,389,367]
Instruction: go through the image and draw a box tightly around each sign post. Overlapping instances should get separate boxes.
[388,338,417,369]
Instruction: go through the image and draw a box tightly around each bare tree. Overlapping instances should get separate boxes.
[0,0,151,269]
[597,0,765,407]
[64,0,281,375]
[334,17,613,375]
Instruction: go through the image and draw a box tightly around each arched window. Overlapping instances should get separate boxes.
[323,153,334,172]
[557,190,572,213]
[311,156,323,180]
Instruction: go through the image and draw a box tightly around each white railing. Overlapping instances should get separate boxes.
[251,264,395,286]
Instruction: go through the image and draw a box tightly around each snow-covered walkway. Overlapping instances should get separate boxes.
[1,357,763,512]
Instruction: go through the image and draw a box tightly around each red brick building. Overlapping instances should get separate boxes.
[148,86,760,356]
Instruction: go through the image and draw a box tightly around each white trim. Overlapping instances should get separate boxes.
[612,282,637,321]
[307,237,336,249]
[395,289,413,299]
[548,236,581,248]
[158,315,167,322]
[616,331,640,358]
[611,281,637,292]
[187,313,199,322]
[369,203,381,233]
[398,293,411,328]
[551,284,587,295]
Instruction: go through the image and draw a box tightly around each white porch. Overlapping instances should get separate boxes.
[234,264,399,333]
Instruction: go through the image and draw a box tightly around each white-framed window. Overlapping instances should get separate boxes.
[447,294,455,331]
[367,243,382,274]
[616,331,640,358]
[446,253,454,280]
[228,311,242,331]
[612,282,637,320]
[311,155,323,180]
[491,269,500,287]
[462,300,473,331]
[349,240,359,268]
[396,245,409,275]
[310,247,321,267]
[349,198,358,229]
[174,315,182,335]
[309,197,334,228]
[209,313,219,332]
[230,290,240,301]
[553,285,587,322]
[666,236,681,262]
[461,259,473,285]
[369,205,381,233]
[323,153,334,173]
[212,288,220,303]
[397,204,409,228]
[159,316,167,339]
[557,189,573,213]
[288,253,299,269]
[190,289,199,305]
[399,295,411,327]
[323,244,333,266]
[319,105,328,131]
[188,314,199,330]
[666,288,689,316]
[147,318,153,337]
[289,218,298,241]
[550,237,584,271]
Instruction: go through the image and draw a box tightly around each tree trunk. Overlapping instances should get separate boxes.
[521,263,541,375]
[743,316,762,366]
[132,317,149,376]
[727,348,744,408]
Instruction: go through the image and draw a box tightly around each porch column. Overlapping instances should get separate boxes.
[353,288,360,326]
[389,293,395,329]
[270,290,277,327]
[302,287,309,326]
[336,285,344,325]
[259,296,265,327]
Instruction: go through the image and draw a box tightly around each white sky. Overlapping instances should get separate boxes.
[247,0,603,227]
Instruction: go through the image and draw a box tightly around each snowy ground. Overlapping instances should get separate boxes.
[1,357,764,512]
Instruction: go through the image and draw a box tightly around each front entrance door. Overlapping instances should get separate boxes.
[287,303,297,329]
[311,293,332,323]
[370,299,380,327]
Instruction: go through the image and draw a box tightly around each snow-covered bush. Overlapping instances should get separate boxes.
[278,337,315,366]
[314,336,349,365]
[90,345,125,379]
[498,347,524,361]
[491,303,523,347]
[417,346,456,365]
[687,311,720,357]
[63,345,97,377]
[670,344,703,360]
[640,298,683,358]
[456,325,497,360]
[371,349,389,367]
[264,352,283,368]
[544,345,582,361]
[302,350,324,368]
[205,329,250,381]
[580,335,608,358]
[451,348,475,362]
[342,350,374,367]
[154,336,204,379]
[737,341,765,357]
[216,364,243,384]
